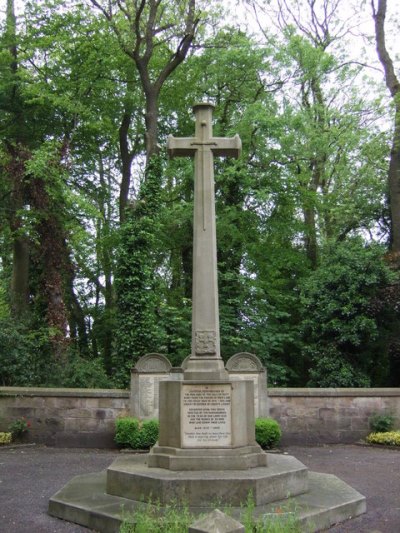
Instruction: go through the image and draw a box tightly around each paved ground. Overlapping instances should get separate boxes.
[0,444,399,532]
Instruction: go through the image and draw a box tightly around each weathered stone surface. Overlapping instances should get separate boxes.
[148,379,266,470]
[130,354,180,419]
[189,509,245,533]
[49,454,366,533]
[226,353,269,418]
[167,103,240,380]
[130,352,270,420]
[1,386,399,446]
[107,453,307,505]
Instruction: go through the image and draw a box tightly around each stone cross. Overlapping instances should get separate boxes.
[167,103,241,379]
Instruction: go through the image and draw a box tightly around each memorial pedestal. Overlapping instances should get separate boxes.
[147,380,267,470]
[49,452,366,533]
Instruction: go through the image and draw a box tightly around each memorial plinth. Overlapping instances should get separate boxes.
[148,380,267,470]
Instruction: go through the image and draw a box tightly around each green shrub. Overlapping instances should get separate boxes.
[116,417,284,450]
[8,417,30,438]
[366,431,400,446]
[369,413,395,433]
[0,432,12,445]
[115,417,140,448]
[114,417,159,449]
[139,419,159,449]
[255,418,282,449]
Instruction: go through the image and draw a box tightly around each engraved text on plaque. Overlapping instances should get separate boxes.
[181,383,232,447]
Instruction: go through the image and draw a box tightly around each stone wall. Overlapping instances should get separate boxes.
[269,388,400,445]
[0,387,399,447]
[0,387,129,448]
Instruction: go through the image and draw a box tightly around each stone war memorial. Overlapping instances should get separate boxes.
[49,104,366,531]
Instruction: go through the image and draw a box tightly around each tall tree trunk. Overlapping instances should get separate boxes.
[303,202,318,268]
[8,149,30,317]
[119,111,134,222]
[98,154,116,374]
[143,89,159,161]
[372,0,400,256]
[5,0,30,317]
[31,176,70,361]
[118,69,138,223]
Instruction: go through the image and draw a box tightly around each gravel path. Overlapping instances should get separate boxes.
[0,444,399,532]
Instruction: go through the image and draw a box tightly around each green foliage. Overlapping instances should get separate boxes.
[114,417,159,449]
[113,155,165,387]
[1,0,399,390]
[139,419,160,449]
[366,431,400,446]
[242,494,303,532]
[301,239,395,386]
[56,354,114,389]
[114,417,140,448]
[116,417,284,451]
[120,495,303,533]
[8,417,30,438]
[255,418,282,449]
[0,432,12,445]
[369,413,395,433]
[307,348,370,388]
[0,318,53,386]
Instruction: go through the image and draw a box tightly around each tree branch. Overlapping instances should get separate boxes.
[372,0,400,98]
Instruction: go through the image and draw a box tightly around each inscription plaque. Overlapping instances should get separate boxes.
[182,383,232,447]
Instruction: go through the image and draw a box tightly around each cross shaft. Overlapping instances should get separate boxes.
[167,103,241,379]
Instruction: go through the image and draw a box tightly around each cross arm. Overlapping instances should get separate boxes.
[167,135,196,158]
[211,134,242,158]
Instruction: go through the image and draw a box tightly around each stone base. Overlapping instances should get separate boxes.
[148,444,268,470]
[107,453,306,505]
[48,453,366,533]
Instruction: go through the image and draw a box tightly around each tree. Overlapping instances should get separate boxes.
[301,239,395,386]
[88,0,200,163]
[1,0,30,318]
[1,0,399,387]
[372,0,400,258]
[113,155,165,385]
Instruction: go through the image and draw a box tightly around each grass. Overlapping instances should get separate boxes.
[119,494,307,533]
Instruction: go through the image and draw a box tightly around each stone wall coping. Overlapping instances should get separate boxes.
[269,388,400,397]
[1,386,398,400]
[0,387,129,398]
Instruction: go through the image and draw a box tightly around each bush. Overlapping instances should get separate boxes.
[115,417,140,448]
[116,417,283,450]
[114,417,159,449]
[301,239,395,387]
[369,413,395,433]
[366,431,400,446]
[255,418,282,449]
[0,432,12,445]
[140,419,159,449]
[8,417,30,438]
